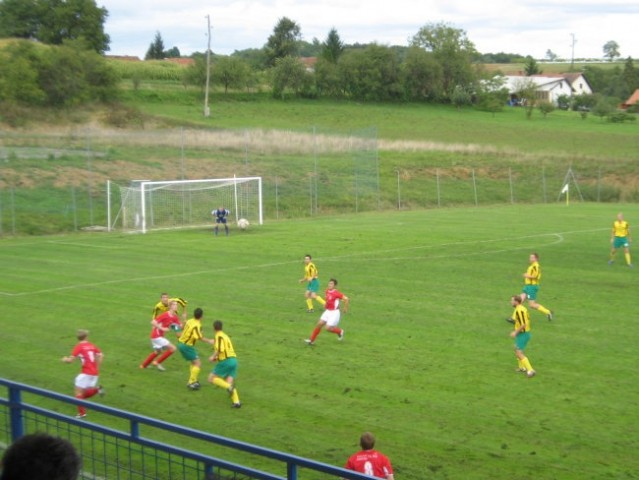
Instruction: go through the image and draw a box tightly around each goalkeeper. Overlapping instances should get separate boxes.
[212,206,230,236]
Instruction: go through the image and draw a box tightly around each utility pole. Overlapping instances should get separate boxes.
[569,33,577,71]
[204,14,211,117]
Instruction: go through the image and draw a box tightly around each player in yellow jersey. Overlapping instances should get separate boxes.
[509,295,535,378]
[609,212,632,267]
[177,308,213,390]
[152,293,188,321]
[208,320,241,408]
[299,254,326,313]
[520,252,554,321]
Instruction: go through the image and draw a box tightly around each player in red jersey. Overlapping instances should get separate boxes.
[62,329,104,419]
[343,432,395,480]
[140,300,182,371]
[305,278,349,345]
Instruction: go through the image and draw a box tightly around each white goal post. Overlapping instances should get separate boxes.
[108,177,263,233]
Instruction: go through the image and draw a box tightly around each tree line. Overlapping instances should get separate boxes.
[0,1,637,112]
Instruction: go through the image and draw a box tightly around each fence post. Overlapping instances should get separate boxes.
[472,168,478,206]
[395,169,401,210]
[509,167,514,204]
[8,385,24,441]
[597,167,601,202]
[287,462,298,480]
[10,187,16,235]
[436,168,441,207]
[71,186,78,231]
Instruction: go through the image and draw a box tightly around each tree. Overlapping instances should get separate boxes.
[145,32,165,60]
[212,56,252,94]
[401,46,443,101]
[314,57,342,97]
[410,22,478,100]
[271,55,310,98]
[603,41,620,62]
[164,46,181,58]
[321,28,344,63]
[538,101,555,118]
[0,41,45,105]
[523,56,542,75]
[264,17,301,67]
[545,49,558,62]
[450,85,471,110]
[511,77,537,119]
[0,39,116,107]
[474,75,508,114]
[0,0,110,53]
[592,97,614,120]
[622,57,639,95]
[337,44,402,101]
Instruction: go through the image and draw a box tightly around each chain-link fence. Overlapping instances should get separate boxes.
[0,127,633,235]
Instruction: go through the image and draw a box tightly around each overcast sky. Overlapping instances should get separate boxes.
[101,0,639,61]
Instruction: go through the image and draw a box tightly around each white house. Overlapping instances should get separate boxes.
[502,75,575,106]
[561,73,593,95]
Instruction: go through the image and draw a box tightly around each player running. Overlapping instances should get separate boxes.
[208,320,241,408]
[299,254,326,313]
[62,329,104,419]
[140,300,182,371]
[305,278,349,345]
[520,252,554,321]
[508,295,536,378]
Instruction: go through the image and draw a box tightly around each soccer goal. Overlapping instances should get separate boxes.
[108,177,263,233]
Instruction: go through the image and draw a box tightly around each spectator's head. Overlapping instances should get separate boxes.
[359,432,376,451]
[0,432,81,480]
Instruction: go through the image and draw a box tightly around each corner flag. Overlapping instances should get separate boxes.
[561,184,569,194]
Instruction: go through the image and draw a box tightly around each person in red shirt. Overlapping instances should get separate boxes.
[140,300,182,371]
[62,329,104,419]
[344,432,395,480]
[305,278,349,345]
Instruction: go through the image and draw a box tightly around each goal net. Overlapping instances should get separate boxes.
[110,177,262,233]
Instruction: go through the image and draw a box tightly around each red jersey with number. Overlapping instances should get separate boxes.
[345,450,393,478]
[324,288,345,310]
[151,311,181,339]
[71,341,102,376]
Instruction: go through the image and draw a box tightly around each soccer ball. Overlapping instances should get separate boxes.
[237,218,250,230]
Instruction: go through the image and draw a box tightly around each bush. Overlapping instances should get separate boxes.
[102,103,145,128]
[579,183,621,202]
[607,112,636,123]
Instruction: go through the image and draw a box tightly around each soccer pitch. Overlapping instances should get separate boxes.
[1,203,637,479]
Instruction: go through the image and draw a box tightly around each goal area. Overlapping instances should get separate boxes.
[109,177,262,233]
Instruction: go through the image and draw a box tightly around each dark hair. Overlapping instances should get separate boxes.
[359,432,376,450]
[329,278,338,286]
[194,308,203,319]
[305,254,312,259]
[512,295,522,304]
[213,320,223,331]
[0,432,81,480]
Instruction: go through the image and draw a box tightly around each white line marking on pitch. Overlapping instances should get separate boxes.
[0,228,606,297]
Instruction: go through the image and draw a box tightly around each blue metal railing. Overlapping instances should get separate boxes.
[0,379,375,480]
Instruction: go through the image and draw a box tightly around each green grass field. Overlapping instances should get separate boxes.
[1,202,637,479]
